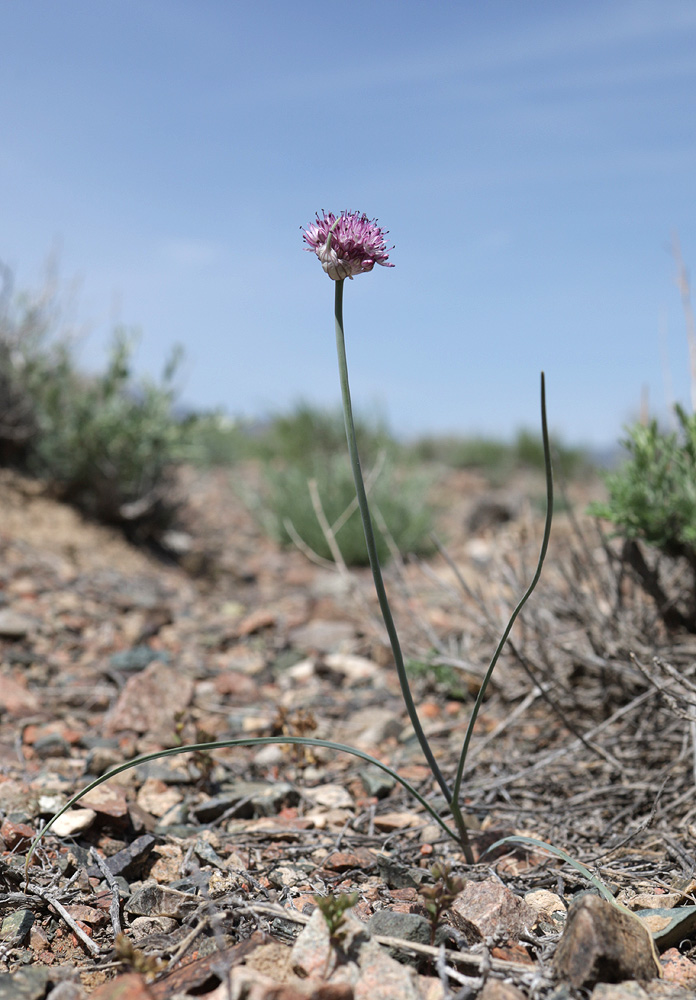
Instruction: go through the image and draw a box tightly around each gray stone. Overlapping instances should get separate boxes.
[0,967,50,1000]
[125,882,198,919]
[360,766,396,799]
[45,984,85,1000]
[109,645,170,673]
[193,781,298,821]
[33,733,72,758]
[0,610,33,638]
[86,833,155,879]
[0,909,34,944]
[342,706,403,747]
[129,915,179,941]
[376,855,430,889]
[368,909,431,946]
[289,619,356,653]
[84,746,124,776]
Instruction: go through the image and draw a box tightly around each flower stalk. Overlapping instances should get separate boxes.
[333,276,474,861]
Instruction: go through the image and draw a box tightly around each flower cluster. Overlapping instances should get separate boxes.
[302,210,394,280]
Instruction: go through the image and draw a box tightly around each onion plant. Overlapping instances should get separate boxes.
[26,211,552,876]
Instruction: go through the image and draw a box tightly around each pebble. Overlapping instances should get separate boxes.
[552,894,661,989]
[51,808,97,837]
[0,609,33,638]
[448,877,536,945]
[109,645,169,673]
[125,883,198,919]
[0,909,34,944]
[0,967,51,1000]
[368,909,432,947]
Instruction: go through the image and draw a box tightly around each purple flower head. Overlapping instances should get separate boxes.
[302,210,394,280]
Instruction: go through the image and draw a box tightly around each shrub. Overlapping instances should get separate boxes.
[409,429,589,479]
[590,407,696,564]
[263,453,434,566]
[28,331,190,532]
[255,402,397,466]
[0,269,195,548]
[589,405,696,630]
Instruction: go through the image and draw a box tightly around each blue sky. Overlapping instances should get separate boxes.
[2,1,696,447]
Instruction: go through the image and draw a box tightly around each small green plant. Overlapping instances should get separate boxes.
[263,454,434,566]
[420,861,466,946]
[314,891,359,979]
[314,891,359,941]
[406,659,471,702]
[589,405,696,629]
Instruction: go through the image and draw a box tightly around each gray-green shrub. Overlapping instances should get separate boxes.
[590,405,696,630]
[263,453,434,566]
[0,270,195,547]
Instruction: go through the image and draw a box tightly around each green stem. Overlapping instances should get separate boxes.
[333,279,473,862]
[451,373,553,805]
[25,735,460,877]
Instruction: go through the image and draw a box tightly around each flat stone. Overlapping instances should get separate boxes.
[289,619,356,653]
[77,783,128,821]
[136,777,183,818]
[193,781,298,821]
[51,808,97,837]
[104,661,194,740]
[376,855,430,889]
[323,652,380,681]
[342,706,403,748]
[368,909,431,947]
[267,864,314,889]
[552,894,662,990]
[44,982,85,1000]
[84,746,125,776]
[449,877,535,944]
[212,670,260,701]
[33,732,72,758]
[323,849,377,873]
[125,882,198,919]
[109,646,169,673]
[0,968,51,1000]
[0,909,34,944]
[63,903,106,927]
[128,915,179,941]
[590,986,650,999]
[359,766,396,799]
[86,833,156,879]
[0,610,33,638]
[525,888,567,932]
[304,784,354,809]
[0,674,39,715]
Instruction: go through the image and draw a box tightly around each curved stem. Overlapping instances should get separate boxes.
[452,372,553,805]
[25,735,460,877]
[332,280,475,859]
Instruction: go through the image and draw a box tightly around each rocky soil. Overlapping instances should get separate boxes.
[1,463,696,1000]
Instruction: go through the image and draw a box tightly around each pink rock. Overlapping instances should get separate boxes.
[104,661,194,740]
[448,877,535,944]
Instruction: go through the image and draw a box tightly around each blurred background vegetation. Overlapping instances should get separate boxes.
[0,266,593,565]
